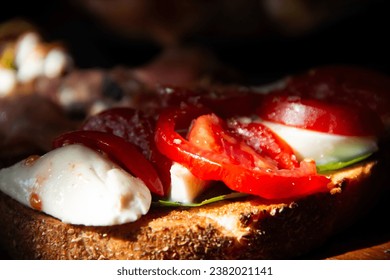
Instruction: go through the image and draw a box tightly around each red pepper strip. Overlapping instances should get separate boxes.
[53,130,164,196]
[155,106,224,181]
[155,106,330,200]
[223,160,328,199]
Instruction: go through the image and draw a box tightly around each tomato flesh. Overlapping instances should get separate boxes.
[287,66,390,117]
[53,130,165,196]
[188,114,277,169]
[155,106,330,200]
[257,93,384,136]
[227,119,299,169]
[285,65,389,130]
[224,161,326,199]
[155,106,223,181]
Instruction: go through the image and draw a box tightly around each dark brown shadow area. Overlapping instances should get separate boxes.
[303,189,390,259]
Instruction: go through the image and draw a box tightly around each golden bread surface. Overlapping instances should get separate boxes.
[0,160,385,259]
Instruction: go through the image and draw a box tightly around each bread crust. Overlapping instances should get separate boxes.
[0,159,386,259]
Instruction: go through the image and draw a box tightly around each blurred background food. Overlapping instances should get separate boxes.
[1,0,390,84]
[1,0,389,156]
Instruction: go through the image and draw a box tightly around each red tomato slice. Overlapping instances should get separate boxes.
[155,106,221,181]
[223,160,325,199]
[227,119,299,169]
[53,130,165,196]
[257,93,384,136]
[286,65,390,127]
[80,107,171,194]
[187,114,277,170]
[155,106,330,200]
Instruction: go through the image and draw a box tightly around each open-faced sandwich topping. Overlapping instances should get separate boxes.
[0,65,387,227]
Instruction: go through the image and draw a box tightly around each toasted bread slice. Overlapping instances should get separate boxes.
[0,158,386,260]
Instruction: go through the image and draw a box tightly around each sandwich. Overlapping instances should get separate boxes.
[0,65,389,259]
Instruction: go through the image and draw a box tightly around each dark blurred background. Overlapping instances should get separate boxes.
[1,0,390,84]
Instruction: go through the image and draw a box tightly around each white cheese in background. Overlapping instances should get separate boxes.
[14,32,41,69]
[0,68,17,96]
[14,32,45,82]
[14,32,72,82]
[43,48,71,78]
[0,144,151,226]
[262,120,378,165]
[16,47,45,82]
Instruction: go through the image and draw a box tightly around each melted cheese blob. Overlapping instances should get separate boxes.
[0,144,151,226]
[262,121,378,165]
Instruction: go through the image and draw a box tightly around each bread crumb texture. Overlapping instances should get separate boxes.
[0,160,386,259]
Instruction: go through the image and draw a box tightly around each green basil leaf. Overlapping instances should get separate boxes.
[317,153,373,173]
[154,192,248,207]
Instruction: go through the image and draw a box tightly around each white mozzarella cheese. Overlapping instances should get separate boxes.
[262,121,378,165]
[169,162,208,203]
[0,144,151,226]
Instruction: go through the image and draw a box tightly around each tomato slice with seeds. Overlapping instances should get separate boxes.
[187,114,277,170]
[227,119,299,169]
[53,130,165,196]
[155,106,330,200]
